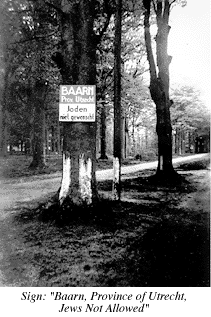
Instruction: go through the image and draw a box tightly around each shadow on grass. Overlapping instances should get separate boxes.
[178,158,210,170]
[12,165,210,287]
[100,219,210,287]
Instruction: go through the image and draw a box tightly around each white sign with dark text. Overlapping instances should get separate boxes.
[59,85,96,122]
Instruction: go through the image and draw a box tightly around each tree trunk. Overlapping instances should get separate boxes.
[113,0,122,200]
[29,81,46,169]
[144,0,176,178]
[46,127,49,156]
[121,114,126,160]
[51,125,55,152]
[20,140,24,152]
[156,98,173,173]
[182,130,185,154]
[0,103,8,157]
[131,111,136,156]
[0,97,3,156]
[57,121,61,154]
[0,72,9,157]
[99,102,108,159]
[59,122,97,205]
[57,0,98,206]
[125,117,129,158]
[145,127,148,149]
[172,129,176,154]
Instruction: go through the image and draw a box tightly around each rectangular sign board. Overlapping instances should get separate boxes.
[59,85,96,122]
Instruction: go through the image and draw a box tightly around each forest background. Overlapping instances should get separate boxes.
[0,0,209,165]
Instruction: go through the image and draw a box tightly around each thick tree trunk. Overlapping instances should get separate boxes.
[57,0,98,206]
[59,122,97,205]
[144,0,176,178]
[113,0,122,200]
[29,82,46,169]
[155,98,174,174]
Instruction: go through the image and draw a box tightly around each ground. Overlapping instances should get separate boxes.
[0,153,210,287]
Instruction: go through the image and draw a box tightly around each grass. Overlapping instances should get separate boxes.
[5,155,209,287]
[178,157,210,170]
[2,152,209,180]
[0,154,143,179]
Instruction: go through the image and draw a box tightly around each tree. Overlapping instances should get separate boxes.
[113,0,123,200]
[25,4,45,168]
[0,0,15,157]
[48,0,113,206]
[0,0,29,156]
[143,0,178,178]
[96,28,114,160]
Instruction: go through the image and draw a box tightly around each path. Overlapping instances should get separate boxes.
[0,153,208,213]
[0,153,209,286]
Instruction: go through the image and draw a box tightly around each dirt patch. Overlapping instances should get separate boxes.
[0,157,209,287]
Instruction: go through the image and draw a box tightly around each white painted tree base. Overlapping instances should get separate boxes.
[59,153,93,205]
[113,156,121,200]
[59,153,71,204]
[79,155,92,205]
[160,155,163,171]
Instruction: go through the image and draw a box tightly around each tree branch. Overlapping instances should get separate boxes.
[157,0,163,20]
[10,30,59,45]
[170,0,177,6]
[95,12,112,44]
[45,1,65,16]
[143,1,157,81]
[152,0,157,13]
[164,0,170,23]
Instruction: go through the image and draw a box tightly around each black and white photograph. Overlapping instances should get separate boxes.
[0,0,210,313]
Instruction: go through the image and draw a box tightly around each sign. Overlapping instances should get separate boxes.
[59,85,96,122]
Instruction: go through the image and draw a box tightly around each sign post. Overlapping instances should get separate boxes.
[59,85,96,122]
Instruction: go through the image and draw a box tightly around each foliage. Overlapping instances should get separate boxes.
[0,0,61,148]
[1,0,208,162]
[170,85,210,133]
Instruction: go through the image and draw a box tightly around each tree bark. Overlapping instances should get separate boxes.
[121,114,126,160]
[57,121,61,154]
[0,71,9,157]
[0,102,8,157]
[99,101,108,160]
[29,81,46,169]
[131,110,136,156]
[144,0,176,178]
[46,127,49,156]
[57,0,98,206]
[113,0,122,200]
